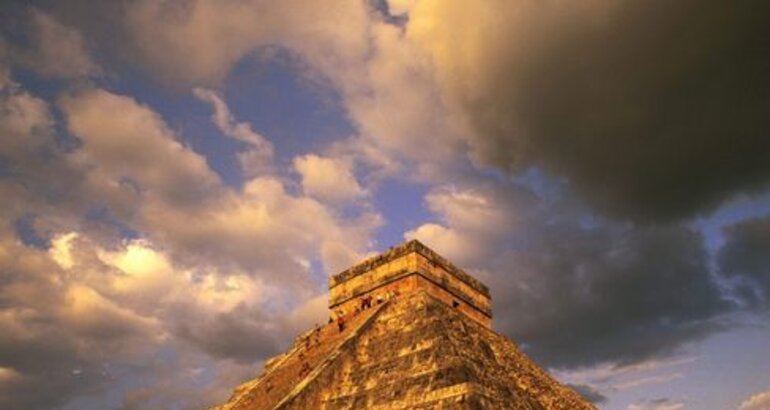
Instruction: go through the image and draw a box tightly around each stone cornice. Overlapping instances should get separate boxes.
[329,239,490,297]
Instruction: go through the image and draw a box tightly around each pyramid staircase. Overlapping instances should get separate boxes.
[212,302,388,410]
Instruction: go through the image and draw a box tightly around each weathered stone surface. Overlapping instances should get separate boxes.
[330,240,488,296]
[210,242,596,410]
[329,240,492,328]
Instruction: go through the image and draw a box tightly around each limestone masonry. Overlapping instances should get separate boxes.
[210,240,596,410]
[329,240,492,328]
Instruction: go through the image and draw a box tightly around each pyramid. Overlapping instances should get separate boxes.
[211,240,595,409]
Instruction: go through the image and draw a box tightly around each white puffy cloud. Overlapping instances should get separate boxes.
[423,187,516,236]
[0,221,346,409]
[405,184,527,266]
[49,232,78,270]
[60,88,222,208]
[0,77,382,408]
[58,87,379,280]
[741,390,770,410]
[119,0,467,180]
[193,88,274,177]
[406,222,468,262]
[293,154,365,204]
[0,230,160,409]
[341,22,466,167]
[125,0,370,87]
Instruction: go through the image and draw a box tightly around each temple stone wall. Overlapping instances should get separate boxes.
[414,253,491,318]
[329,252,418,309]
[329,240,492,328]
[411,274,492,328]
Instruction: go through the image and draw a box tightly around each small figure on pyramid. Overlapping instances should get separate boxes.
[336,315,345,333]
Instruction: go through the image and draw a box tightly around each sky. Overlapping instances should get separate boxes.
[0,1,769,409]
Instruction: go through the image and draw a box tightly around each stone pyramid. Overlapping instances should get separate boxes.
[211,240,595,410]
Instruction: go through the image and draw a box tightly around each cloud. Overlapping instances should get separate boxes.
[718,216,770,310]
[60,88,223,208]
[340,21,466,167]
[556,355,697,400]
[49,232,79,269]
[386,0,417,16]
[0,80,57,195]
[14,9,100,79]
[21,0,468,188]
[409,0,770,221]
[406,182,534,266]
[0,77,91,225]
[293,154,365,204]
[193,88,274,177]
[112,358,257,410]
[492,222,728,368]
[124,0,370,87]
[0,225,334,409]
[0,231,157,409]
[58,87,379,279]
[174,307,278,362]
[628,399,685,410]
[566,383,607,405]
[0,76,383,408]
[406,222,469,261]
[740,390,770,410]
[3,2,767,408]
[407,180,731,368]
[121,0,467,178]
[612,373,683,391]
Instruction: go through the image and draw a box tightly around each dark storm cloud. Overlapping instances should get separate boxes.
[412,177,734,368]
[442,0,770,221]
[174,306,281,363]
[718,216,770,310]
[491,222,732,368]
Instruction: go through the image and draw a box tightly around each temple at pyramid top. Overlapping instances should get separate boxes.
[329,239,493,328]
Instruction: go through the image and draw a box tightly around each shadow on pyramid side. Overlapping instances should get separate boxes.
[211,241,596,410]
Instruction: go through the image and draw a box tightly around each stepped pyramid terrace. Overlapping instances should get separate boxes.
[211,240,595,410]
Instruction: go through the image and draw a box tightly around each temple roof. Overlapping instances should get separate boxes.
[329,239,490,297]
